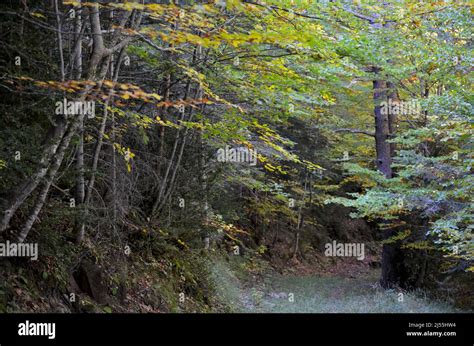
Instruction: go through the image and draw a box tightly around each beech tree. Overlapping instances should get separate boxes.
[0,0,471,312]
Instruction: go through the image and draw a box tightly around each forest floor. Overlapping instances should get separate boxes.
[211,256,461,313]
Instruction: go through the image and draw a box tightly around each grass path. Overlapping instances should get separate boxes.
[211,259,459,313]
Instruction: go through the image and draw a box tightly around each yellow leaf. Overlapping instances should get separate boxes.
[31,12,46,19]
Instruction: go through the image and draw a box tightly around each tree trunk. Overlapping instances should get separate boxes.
[293,173,308,259]
[17,115,84,242]
[374,77,404,288]
[373,78,392,178]
[74,116,86,243]
[387,81,399,158]
[73,3,85,243]
[0,123,66,232]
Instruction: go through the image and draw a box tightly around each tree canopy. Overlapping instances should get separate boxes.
[0,0,472,313]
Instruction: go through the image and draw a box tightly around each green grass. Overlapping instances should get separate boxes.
[209,256,249,312]
[251,273,459,313]
[211,258,460,313]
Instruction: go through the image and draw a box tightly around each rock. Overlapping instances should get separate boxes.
[72,260,109,304]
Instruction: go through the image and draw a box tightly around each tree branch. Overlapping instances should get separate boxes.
[244,1,324,20]
[334,128,375,137]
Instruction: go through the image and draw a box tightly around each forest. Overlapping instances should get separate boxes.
[0,0,472,314]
